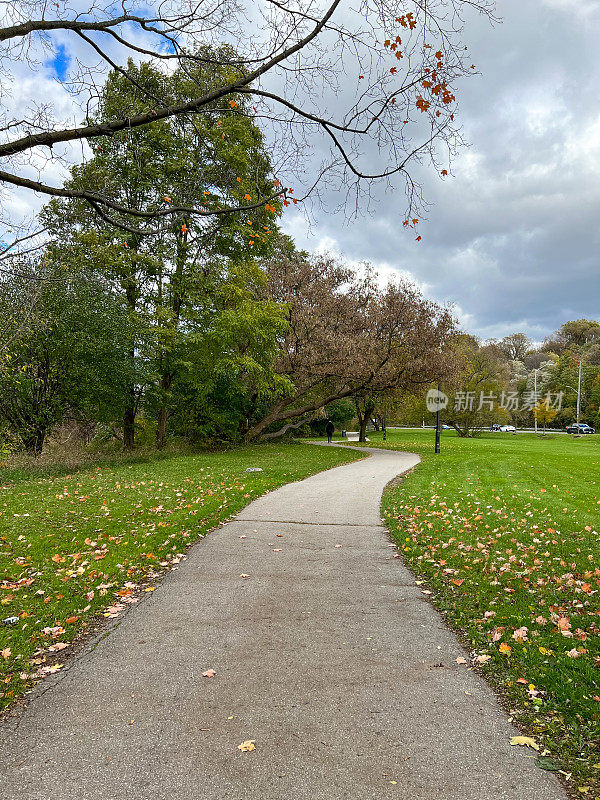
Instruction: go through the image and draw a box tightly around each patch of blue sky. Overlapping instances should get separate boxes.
[47,43,70,81]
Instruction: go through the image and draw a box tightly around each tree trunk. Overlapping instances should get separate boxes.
[156,373,172,449]
[23,427,46,457]
[354,395,375,442]
[123,381,136,450]
[359,416,368,442]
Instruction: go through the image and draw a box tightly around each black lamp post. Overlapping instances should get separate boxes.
[383,403,387,442]
[434,382,441,454]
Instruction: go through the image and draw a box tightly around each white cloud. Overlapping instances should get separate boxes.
[540,0,600,17]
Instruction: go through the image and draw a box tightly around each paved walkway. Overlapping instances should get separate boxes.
[0,446,565,799]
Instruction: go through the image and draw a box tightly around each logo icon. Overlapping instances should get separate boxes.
[426,388,448,413]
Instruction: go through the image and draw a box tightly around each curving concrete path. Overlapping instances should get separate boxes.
[0,446,566,799]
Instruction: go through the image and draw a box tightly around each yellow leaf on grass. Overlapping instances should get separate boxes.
[238,740,255,752]
[510,736,539,751]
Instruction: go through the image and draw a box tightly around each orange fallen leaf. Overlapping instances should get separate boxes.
[65,616,79,624]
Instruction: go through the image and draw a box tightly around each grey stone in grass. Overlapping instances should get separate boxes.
[244,467,263,473]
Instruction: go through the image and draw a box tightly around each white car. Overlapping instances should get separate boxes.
[500,425,516,432]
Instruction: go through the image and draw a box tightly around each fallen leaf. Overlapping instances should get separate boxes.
[510,736,539,751]
[1,647,11,659]
[238,740,255,752]
[239,574,250,579]
[202,669,216,678]
[456,657,467,665]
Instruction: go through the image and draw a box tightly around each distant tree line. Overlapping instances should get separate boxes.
[392,321,600,436]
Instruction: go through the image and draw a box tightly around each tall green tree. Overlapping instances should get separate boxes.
[42,50,281,448]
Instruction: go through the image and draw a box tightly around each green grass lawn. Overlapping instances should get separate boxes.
[0,442,364,712]
[373,428,600,795]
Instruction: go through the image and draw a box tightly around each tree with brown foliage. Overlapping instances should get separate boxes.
[246,247,455,441]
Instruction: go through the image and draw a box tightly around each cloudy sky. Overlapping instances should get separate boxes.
[283,0,600,341]
[3,0,599,342]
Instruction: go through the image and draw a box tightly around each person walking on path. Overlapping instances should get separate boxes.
[325,419,335,443]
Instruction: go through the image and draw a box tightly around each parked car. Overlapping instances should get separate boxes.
[500,425,516,432]
[566,423,595,434]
